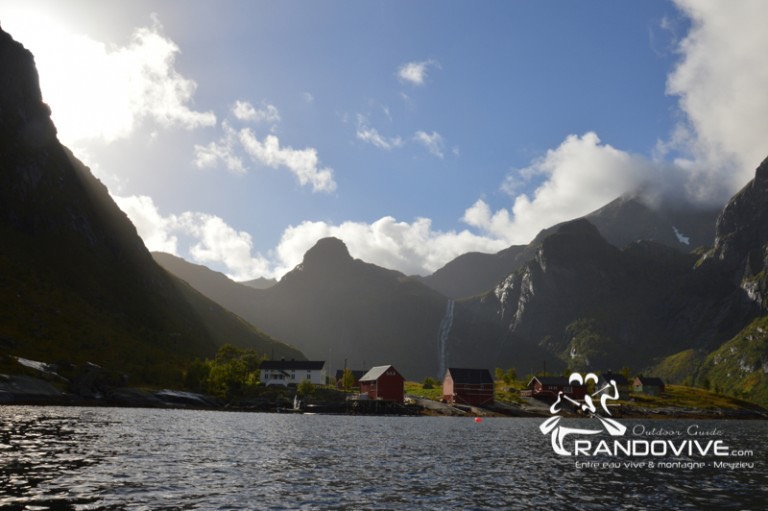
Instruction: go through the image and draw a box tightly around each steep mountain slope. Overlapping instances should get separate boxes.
[446,217,757,375]
[0,26,301,385]
[710,156,768,309]
[693,156,768,402]
[155,239,450,379]
[419,245,527,299]
[422,196,719,299]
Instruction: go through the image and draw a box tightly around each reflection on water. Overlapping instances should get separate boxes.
[0,406,766,510]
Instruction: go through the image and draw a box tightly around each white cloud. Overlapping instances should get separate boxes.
[273,217,508,278]
[356,115,403,150]
[115,193,506,280]
[238,129,336,193]
[177,213,273,280]
[114,194,271,281]
[113,195,179,254]
[397,59,440,86]
[461,3,768,245]
[193,122,247,173]
[667,0,768,201]
[413,130,445,159]
[232,100,281,124]
[194,124,337,192]
[463,132,659,244]
[5,16,215,146]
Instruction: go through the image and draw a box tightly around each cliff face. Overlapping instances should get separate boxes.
[712,157,768,310]
[448,209,758,374]
[0,26,301,385]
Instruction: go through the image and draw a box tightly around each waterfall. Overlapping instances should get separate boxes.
[436,299,454,379]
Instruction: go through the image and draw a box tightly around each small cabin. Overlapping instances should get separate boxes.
[633,376,666,395]
[442,368,495,406]
[358,365,405,403]
[598,372,631,400]
[260,360,326,387]
[526,376,587,402]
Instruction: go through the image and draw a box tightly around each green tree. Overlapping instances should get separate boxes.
[422,377,438,389]
[184,358,211,393]
[189,344,266,400]
[341,368,356,390]
[297,378,315,397]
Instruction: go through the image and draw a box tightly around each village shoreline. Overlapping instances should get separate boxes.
[1,374,766,420]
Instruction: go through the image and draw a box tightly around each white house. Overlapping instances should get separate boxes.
[260,360,326,387]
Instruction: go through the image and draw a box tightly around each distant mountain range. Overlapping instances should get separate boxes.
[154,161,768,407]
[4,24,768,406]
[0,27,301,388]
[420,195,719,299]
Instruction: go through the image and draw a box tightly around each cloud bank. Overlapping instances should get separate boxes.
[666,0,768,201]
[464,0,768,245]
[115,195,506,280]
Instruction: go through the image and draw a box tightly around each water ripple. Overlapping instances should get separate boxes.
[0,408,766,510]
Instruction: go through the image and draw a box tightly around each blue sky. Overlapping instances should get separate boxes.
[3,1,768,280]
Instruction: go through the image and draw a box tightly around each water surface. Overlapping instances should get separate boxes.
[1,406,766,510]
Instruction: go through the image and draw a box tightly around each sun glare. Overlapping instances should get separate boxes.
[3,7,215,149]
[3,11,130,145]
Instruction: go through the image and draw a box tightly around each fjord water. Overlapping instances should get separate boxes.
[1,407,766,510]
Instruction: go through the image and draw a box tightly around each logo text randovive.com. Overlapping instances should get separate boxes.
[538,372,745,459]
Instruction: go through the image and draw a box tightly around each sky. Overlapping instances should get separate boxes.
[3,0,768,281]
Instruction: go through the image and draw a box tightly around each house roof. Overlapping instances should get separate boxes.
[261,360,325,371]
[359,365,402,382]
[445,368,493,384]
[529,376,584,387]
[635,376,665,387]
[599,372,630,386]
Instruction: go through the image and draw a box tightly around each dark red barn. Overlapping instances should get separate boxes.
[359,365,405,403]
[527,376,587,402]
[442,368,495,406]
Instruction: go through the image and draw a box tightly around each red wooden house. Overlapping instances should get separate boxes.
[359,365,405,403]
[633,376,665,395]
[442,368,495,406]
[526,376,587,402]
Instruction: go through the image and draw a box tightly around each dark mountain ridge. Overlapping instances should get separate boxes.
[0,26,301,387]
[156,237,450,379]
[421,196,719,299]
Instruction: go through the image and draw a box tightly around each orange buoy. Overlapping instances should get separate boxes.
[474,417,483,423]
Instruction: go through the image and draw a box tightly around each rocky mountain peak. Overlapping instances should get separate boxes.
[300,237,353,269]
[0,26,56,149]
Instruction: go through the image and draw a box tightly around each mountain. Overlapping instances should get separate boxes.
[155,238,451,379]
[445,212,758,377]
[421,196,719,299]
[0,26,301,386]
[691,156,768,403]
